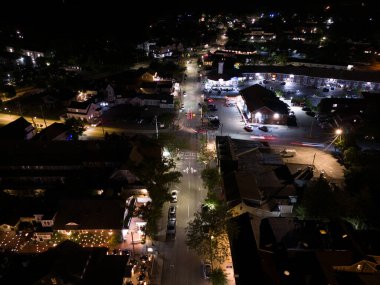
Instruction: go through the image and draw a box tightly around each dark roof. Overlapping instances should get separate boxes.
[141,93,174,103]
[240,84,289,114]
[0,240,128,285]
[0,140,133,165]
[223,171,241,203]
[229,213,269,285]
[0,197,57,226]
[260,218,354,251]
[0,117,34,140]
[83,255,128,285]
[68,100,92,110]
[238,65,380,83]
[205,65,380,83]
[32,122,69,141]
[206,69,241,81]
[54,199,125,230]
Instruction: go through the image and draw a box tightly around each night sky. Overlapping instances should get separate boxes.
[1,0,377,43]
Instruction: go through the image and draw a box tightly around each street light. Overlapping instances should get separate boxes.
[210,235,214,270]
[335,128,343,143]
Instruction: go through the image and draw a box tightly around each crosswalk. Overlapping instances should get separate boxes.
[179,152,197,160]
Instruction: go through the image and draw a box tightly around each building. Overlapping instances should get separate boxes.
[216,136,296,219]
[66,100,102,122]
[238,84,289,124]
[32,122,70,141]
[0,117,36,140]
[0,136,162,190]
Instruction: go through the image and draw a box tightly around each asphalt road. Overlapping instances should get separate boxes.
[159,149,210,285]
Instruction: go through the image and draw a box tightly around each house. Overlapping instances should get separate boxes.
[0,117,36,140]
[66,100,102,122]
[32,122,70,141]
[216,136,296,218]
[0,197,56,236]
[239,84,289,124]
[141,93,174,108]
[105,83,117,103]
[139,80,174,94]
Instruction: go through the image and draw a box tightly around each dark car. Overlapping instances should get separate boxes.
[167,219,176,235]
[244,125,253,132]
[168,205,176,220]
[203,262,212,279]
[258,126,268,132]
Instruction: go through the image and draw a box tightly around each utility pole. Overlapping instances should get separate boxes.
[40,105,47,127]
[131,231,135,258]
[312,153,316,166]
[31,116,38,130]
[309,119,314,138]
[155,115,158,139]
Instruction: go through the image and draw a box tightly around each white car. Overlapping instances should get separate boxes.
[207,115,219,120]
[280,149,296,157]
[170,190,178,203]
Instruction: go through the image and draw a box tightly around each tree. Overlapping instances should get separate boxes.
[295,177,342,220]
[198,136,217,167]
[201,167,221,192]
[157,132,188,158]
[64,117,86,140]
[0,85,16,98]
[130,156,182,238]
[210,267,228,285]
[185,200,238,264]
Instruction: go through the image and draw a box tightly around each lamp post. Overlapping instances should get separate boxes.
[210,235,214,270]
[335,128,343,143]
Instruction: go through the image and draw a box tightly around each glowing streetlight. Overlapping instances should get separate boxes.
[336,129,343,143]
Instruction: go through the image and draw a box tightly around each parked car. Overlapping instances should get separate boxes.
[167,219,176,235]
[258,126,268,132]
[168,205,176,220]
[244,125,253,132]
[280,149,297,157]
[203,262,212,279]
[170,190,177,203]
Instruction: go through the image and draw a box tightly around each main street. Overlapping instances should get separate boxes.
[159,149,210,285]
